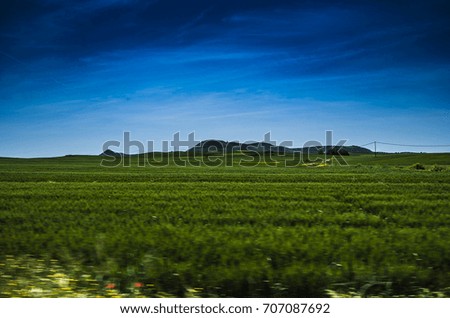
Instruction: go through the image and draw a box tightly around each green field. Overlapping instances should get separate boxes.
[0,153,449,297]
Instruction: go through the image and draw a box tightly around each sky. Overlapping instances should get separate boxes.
[1,0,449,157]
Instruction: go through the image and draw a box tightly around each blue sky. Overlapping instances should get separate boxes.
[1,0,449,157]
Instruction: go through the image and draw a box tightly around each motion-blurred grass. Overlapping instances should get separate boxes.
[0,154,449,297]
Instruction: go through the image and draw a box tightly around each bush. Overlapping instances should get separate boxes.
[411,163,426,170]
[430,164,446,172]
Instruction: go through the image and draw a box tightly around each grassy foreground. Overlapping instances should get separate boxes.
[0,153,449,297]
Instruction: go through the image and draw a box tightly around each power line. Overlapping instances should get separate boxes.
[356,141,450,157]
[358,141,450,148]
[376,142,450,147]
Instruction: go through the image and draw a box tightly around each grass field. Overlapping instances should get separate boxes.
[0,153,449,297]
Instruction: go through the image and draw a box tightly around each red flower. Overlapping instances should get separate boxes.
[134,282,143,288]
[106,283,116,289]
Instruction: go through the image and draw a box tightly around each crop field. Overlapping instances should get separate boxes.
[0,153,449,298]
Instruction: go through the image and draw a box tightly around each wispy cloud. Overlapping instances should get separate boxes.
[0,0,449,156]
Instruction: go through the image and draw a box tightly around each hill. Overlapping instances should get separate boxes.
[188,140,371,155]
[99,149,123,157]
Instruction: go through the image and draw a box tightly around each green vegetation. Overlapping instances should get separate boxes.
[0,153,449,297]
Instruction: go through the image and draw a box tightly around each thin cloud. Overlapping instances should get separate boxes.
[0,1,449,156]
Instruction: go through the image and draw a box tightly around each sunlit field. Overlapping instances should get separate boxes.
[0,153,449,297]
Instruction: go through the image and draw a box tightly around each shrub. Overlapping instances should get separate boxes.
[430,164,446,172]
[411,163,425,170]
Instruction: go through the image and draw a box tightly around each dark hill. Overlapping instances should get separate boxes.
[188,140,241,154]
[100,149,123,157]
[188,140,372,155]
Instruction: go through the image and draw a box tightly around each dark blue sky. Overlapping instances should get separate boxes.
[1,0,449,156]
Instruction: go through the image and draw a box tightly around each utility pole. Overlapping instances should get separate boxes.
[374,141,377,157]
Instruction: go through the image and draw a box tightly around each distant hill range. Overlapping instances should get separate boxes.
[188,140,372,156]
[100,140,372,156]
